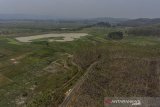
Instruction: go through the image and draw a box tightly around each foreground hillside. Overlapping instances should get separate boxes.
[61,38,160,107]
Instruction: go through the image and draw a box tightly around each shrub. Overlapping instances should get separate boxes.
[108,31,123,40]
[96,22,111,27]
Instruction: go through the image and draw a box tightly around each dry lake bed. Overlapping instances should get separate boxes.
[16,33,88,42]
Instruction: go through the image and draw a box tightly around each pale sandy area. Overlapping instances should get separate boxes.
[16,33,88,42]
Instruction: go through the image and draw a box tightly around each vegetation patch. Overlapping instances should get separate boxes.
[107,31,124,40]
[127,25,160,37]
[0,74,12,87]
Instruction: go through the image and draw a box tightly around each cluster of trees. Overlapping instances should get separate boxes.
[95,22,111,27]
[58,22,112,31]
[107,31,124,40]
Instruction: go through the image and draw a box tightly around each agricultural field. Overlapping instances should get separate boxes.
[0,21,160,107]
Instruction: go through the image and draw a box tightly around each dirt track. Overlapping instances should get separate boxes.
[60,61,99,107]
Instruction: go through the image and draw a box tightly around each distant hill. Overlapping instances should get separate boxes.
[120,18,160,27]
[82,17,129,25]
[0,14,129,25]
[55,17,129,25]
[0,14,59,20]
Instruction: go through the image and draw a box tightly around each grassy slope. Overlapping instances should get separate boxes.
[0,34,93,106]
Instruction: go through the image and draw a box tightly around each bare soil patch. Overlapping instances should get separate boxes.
[15,33,88,42]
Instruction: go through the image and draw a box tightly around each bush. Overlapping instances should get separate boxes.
[96,22,111,27]
[107,31,123,40]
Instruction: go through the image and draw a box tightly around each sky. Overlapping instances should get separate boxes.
[0,0,160,19]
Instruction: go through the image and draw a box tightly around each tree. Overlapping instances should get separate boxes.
[96,22,111,27]
[107,31,123,40]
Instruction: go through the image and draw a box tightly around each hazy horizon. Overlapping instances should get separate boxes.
[0,0,160,19]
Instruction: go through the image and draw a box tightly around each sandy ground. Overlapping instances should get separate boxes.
[15,33,88,42]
